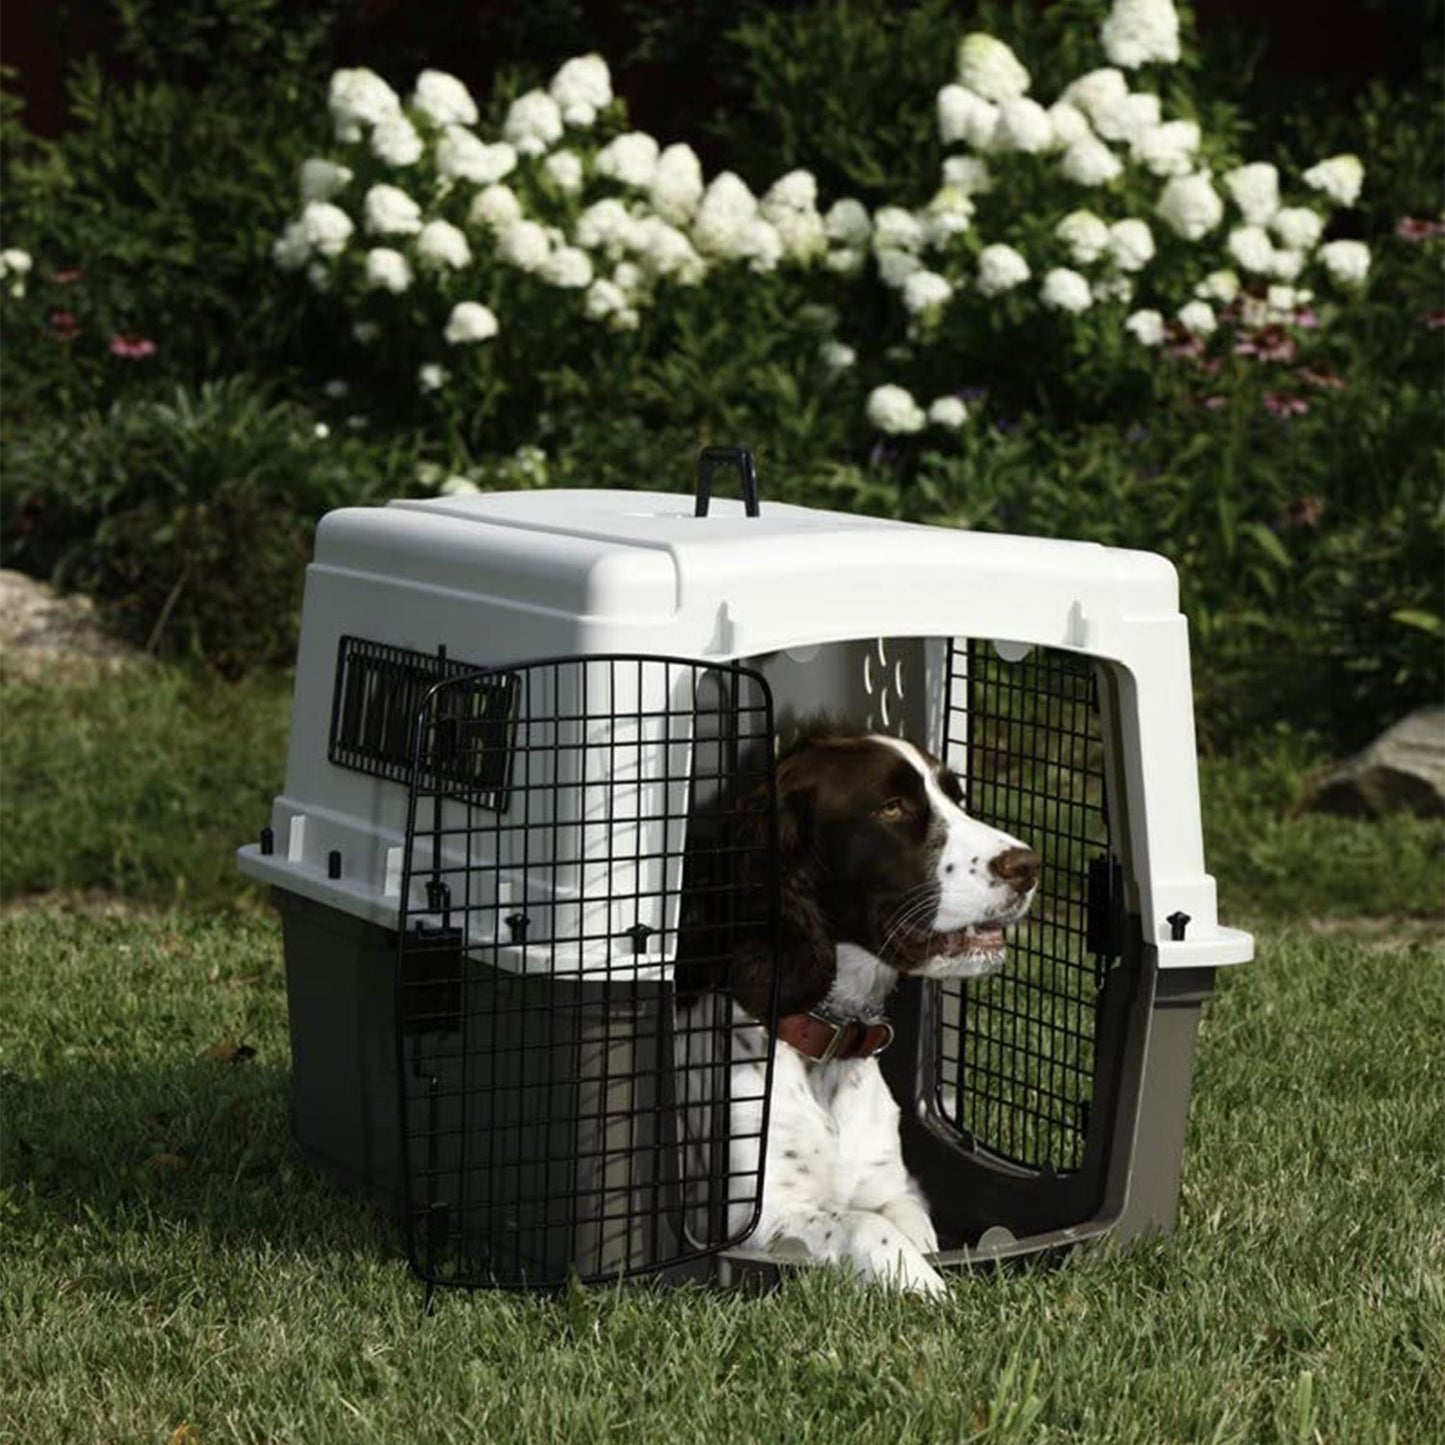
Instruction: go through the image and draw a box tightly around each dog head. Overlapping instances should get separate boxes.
[770,729,1039,989]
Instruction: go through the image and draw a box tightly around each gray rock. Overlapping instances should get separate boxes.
[0,569,142,682]
[1307,707,1445,819]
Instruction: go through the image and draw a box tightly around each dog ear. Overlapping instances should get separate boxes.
[772,755,816,859]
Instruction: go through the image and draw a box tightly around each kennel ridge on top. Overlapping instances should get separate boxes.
[238,447,1253,1291]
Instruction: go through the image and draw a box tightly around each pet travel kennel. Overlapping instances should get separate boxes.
[237,446,1253,1290]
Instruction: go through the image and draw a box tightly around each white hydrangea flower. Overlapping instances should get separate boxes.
[1302,154,1364,207]
[444,301,499,344]
[363,183,423,236]
[872,207,926,253]
[825,247,867,278]
[543,150,585,194]
[1100,0,1182,68]
[650,144,705,224]
[902,269,954,315]
[1132,119,1200,176]
[1041,267,1093,312]
[328,68,401,142]
[503,90,563,157]
[692,172,758,258]
[977,243,1031,296]
[1319,239,1370,284]
[820,340,857,371]
[364,247,412,293]
[1124,308,1164,345]
[1046,102,1092,153]
[1092,271,1134,303]
[876,247,923,288]
[825,198,872,247]
[937,85,1000,150]
[417,219,471,270]
[1056,210,1111,264]
[1108,218,1155,271]
[550,54,612,128]
[1177,299,1217,335]
[272,221,309,271]
[1156,171,1223,239]
[576,198,642,256]
[300,158,354,202]
[922,187,973,249]
[496,219,552,272]
[941,156,993,195]
[1270,248,1305,280]
[1060,138,1124,187]
[1270,207,1325,252]
[928,396,969,429]
[1266,284,1300,317]
[612,261,645,297]
[1091,90,1160,145]
[300,200,355,257]
[352,320,381,344]
[1223,163,1280,225]
[867,384,927,434]
[596,132,660,189]
[1062,69,1129,124]
[371,113,423,167]
[1227,224,1276,274]
[584,278,639,330]
[418,363,449,393]
[763,170,818,214]
[439,475,480,496]
[411,70,478,126]
[0,247,33,279]
[438,128,517,184]
[993,97,1054,153]
[737,217,784,273]
[470,184,522,232]
[540,245,594,288]
[957,34,1030,102]
[1194,269,1240,303]
[635,217,707,283]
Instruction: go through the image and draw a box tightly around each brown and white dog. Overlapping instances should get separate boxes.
[682,726,1039,1295]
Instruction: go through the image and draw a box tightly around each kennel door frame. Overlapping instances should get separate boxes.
[390,652,784,1291]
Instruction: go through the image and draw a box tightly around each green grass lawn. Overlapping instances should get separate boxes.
[2,668,1443,1441]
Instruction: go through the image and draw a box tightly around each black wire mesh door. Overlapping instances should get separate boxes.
[393,654,779,1289]
[916,639,1136,1238]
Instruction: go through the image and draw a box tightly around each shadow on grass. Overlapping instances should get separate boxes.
[2,1053,407,1267]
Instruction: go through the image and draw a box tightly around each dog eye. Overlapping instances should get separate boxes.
[874,798,907,822]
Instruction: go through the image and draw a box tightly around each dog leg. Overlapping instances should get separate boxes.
[761,1206,947,1297]
[877,1189,939,1257]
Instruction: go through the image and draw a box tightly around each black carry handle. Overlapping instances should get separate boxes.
[695,446,761,518]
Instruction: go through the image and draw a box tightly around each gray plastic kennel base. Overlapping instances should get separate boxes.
[276,885,1213,1286]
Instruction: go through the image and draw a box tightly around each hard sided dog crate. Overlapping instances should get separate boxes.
[237,447,1253,1291]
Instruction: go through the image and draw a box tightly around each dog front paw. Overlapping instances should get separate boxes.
[878,1194,939,1257]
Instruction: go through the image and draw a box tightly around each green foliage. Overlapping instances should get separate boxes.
[1,378,420,672]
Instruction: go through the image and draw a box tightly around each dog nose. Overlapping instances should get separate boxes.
[989,847,1040,892]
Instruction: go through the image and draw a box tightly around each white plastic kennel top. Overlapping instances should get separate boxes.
[238,487,1253,974]
[332,489,1180,659]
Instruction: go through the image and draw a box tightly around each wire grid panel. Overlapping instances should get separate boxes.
[394,655,779,1288]
[933,640,1118,1174]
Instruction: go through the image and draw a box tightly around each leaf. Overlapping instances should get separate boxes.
[1243,521,1293,570]
[1390,608,1444,636]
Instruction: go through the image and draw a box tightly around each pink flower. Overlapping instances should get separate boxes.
[109,333,157,359]
[1263,391,1309,418]
[1425,310,1445,331]
[1280,495,1325,528]
[1293,308,1320,330]
[49,309,80,342]
[50,267,85,284]
[1200,395,1228,411]
[1235,325,1296,363]
[1395,217,1445,242]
